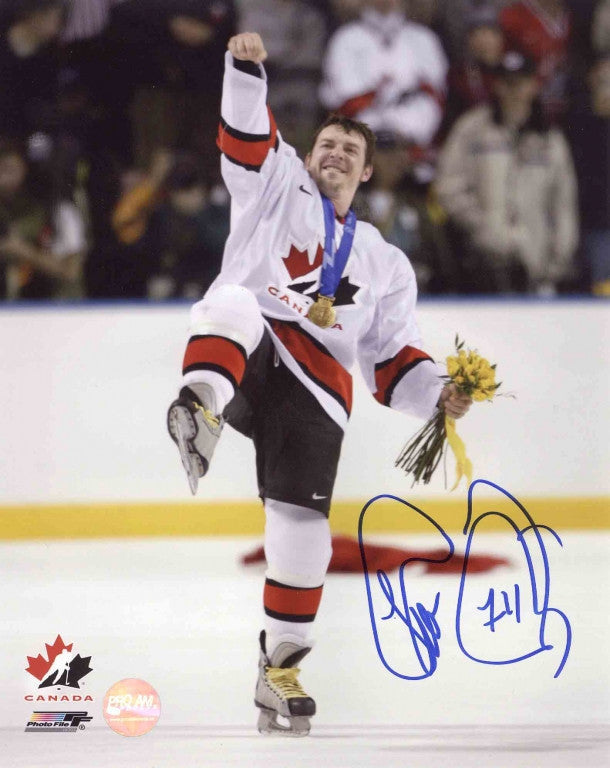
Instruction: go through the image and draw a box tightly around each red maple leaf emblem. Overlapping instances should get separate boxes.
[282,243,324,280]
[25,635,73,681]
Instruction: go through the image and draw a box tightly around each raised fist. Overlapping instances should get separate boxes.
[227,32,268,64]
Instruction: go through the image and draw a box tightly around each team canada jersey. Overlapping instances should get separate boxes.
[211,52,442,430]
[319,10,447,147]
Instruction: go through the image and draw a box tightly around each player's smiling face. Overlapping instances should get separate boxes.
[305,126,372,203]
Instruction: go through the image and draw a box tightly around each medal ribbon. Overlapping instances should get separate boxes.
[319,194,357,299]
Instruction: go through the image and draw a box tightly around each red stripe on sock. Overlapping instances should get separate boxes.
[264,580,323,619]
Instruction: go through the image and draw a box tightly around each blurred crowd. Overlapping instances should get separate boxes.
[0,0,608,301]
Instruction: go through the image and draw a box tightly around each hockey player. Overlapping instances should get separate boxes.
[167,31,472,736]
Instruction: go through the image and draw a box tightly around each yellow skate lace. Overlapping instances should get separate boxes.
[193,402,220,427]
[265,667,308,699]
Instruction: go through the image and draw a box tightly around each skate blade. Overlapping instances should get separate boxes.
[169,409,201,496]
[256,707,310,737]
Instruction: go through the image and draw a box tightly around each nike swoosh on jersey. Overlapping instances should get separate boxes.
[312,493,327,500]
[299,184,313,196]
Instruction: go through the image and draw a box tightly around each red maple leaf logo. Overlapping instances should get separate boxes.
[25,635,73,681]
[282,243,324,280]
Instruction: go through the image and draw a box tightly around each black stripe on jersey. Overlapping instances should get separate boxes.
[375,357,429,407]
[232,58,264,78]
[219,117,272,143]
[221,135,280,173]
[275,319,340,362]
[293,360,350,417]
[268,318,352,417]
[223,153,265,173]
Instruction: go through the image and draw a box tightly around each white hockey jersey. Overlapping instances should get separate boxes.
[212,52,443,430]
[319,9,447,147]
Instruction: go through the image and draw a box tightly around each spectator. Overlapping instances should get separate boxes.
[319,0,448,152]
[112,151,229,299]
[0,0,66,141]
[436,0,507,62]
[237,1,328,155]
[111,0,236,174]
[444,6,505,130]
[435,51,578,294]
[363,132,458,292]
[567,55,610,295]
[500,0,571,122]
[0,138,86,300]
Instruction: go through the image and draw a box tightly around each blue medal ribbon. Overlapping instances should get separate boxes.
[319,194,357,299]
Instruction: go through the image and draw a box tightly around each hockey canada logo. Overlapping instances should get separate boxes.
[283,243,360,305]
[26,635,92,690]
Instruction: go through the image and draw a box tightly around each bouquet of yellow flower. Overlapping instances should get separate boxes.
[395,336,502,490]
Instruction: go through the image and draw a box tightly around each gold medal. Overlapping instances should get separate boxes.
[307,295,336,329]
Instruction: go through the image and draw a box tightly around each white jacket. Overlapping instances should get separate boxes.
[436,105,578,284]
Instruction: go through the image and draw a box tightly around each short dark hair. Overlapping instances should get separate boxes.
[311,114,376,167]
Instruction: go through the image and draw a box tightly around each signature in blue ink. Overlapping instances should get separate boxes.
[358,480,572,680]
[455,479,572,679]
[358,495,453,680]
[477,584,521,632]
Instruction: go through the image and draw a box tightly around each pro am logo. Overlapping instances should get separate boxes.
[25,635,92,690]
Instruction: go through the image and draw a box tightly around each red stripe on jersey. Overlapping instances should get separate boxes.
[270,320,353,417]
[216,109,278,170]
[264,579,323,622]
[337,90,377,118]
[419,80,446,108]
[182,335,247,389]
[374,345,433,407]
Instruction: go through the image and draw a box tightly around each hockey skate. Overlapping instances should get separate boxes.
[167,384,223,495]
[254,630,315,737]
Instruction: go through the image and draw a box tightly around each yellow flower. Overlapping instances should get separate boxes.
[446,357,460,377]
[396,335,504,490]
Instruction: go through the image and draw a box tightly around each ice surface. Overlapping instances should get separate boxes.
[1,532,608,767]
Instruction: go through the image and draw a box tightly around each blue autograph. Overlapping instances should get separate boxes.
[456,479,572,678]
[358,480,572,680]
[358,495,453,680]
